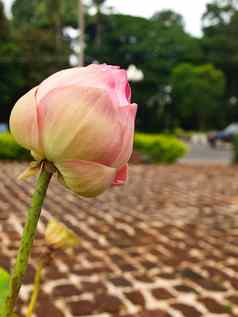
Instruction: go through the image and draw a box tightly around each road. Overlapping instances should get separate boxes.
[180,143,233,164]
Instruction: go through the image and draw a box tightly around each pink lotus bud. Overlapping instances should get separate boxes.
[10,64,137,197]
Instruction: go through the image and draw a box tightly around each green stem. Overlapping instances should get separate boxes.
[25,260,44,317]
[1,167,52,317]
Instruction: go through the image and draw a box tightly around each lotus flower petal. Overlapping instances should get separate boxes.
[55,160,116,197]
[10,64,137,197]
[112,103,137,168]
[9,87,43,159]
[113,164,128,186]
[37,64,130,108]
[37,85,125,163]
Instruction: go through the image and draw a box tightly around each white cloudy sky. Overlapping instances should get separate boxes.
[3,0,209,36]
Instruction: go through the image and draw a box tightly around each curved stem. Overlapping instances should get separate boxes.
[25,260,44,317]
[1,168,52,317]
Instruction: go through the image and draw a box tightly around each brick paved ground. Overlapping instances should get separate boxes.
[1,162,238,317]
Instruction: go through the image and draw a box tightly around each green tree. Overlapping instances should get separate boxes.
[0,0,74,123]
[12,0,78,28]
[0,0,24,123]
[2,1,206,131]
[171,63,225,130]
[152,9,185,28]
[202,0,238,121]
[10,0,72,91]
[0,0,8,39]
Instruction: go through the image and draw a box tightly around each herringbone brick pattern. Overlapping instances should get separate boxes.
[0,162,238,317]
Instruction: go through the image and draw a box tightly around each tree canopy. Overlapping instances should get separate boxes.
[202,0,238,118]
[0,0,236,132]
[172,63,225,130]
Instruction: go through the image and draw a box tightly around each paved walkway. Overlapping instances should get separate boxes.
[180,143,232,165]
[1,162,238,317]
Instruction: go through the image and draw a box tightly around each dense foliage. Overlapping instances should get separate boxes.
[201,0,238,128]
[0,133,31,160]
[232,134,238,164]
[0,0,237,132]
[172,63,225,130]
[134,133,187,163]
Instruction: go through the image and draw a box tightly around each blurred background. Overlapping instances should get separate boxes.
[0,0,237,134]
[2,2,238,317]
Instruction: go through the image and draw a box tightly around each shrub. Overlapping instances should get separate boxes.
[134,133,187,163]
[232,134,238,164]
[174,128,193,141]
[0,132,32,160]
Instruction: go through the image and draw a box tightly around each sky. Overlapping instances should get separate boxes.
[3,0,209,37]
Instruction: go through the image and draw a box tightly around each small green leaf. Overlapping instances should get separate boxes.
[0,267,10,309]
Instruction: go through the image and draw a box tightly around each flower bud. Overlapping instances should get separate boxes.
[45,219,80,251]
[10,64,137,197]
